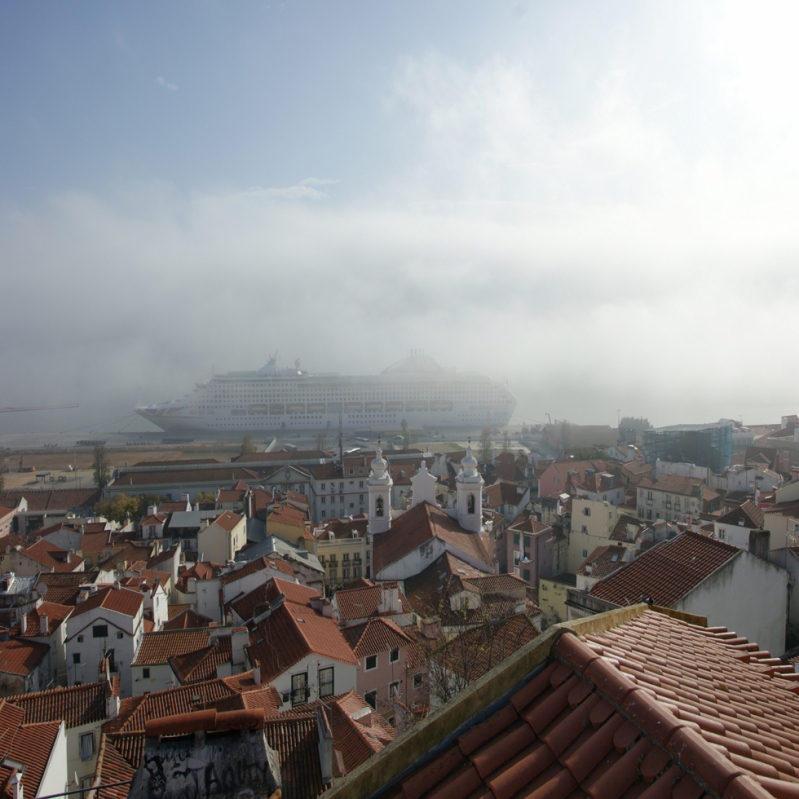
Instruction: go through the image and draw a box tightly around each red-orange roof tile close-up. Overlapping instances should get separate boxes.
[327,607,799,799]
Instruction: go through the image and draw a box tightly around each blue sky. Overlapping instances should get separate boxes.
[1,1,798,434]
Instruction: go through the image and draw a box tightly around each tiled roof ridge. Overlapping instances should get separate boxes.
[553,631,773,799]
[688,625,799,685]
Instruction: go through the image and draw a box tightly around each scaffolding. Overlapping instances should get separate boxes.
[642,422,732,473]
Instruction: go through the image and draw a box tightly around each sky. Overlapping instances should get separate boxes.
[1,1,798,437]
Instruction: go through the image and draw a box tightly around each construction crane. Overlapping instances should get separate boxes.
[0,404,79,413]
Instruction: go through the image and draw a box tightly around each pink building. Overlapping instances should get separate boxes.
[342,617,426,726]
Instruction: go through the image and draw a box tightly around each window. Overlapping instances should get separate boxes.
[523,569,530,581]
[116,631,123,639]
[343,568,350,579]
[389,648,399,663]
[73,653,81,664]
[92,625,108,638]
[80,732,94,761]
[143,668,150,679]
[359,481,364,488]
[582,549,588,557]
[321,483,326,491]
[291,672,308,706]
[581,525,588,533]
[583,507,591,516]
[513,533,519,545]
[467,493,475,514]
[329,568,337,580]
[389,681,400,699]
[365,690,377,709]
[319,666,334,698]
[376,497,384,517]
[77,635,84,643]
[413,673,423,690]
[365,654,377,671]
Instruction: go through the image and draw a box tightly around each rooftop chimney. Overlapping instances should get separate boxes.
[19,614,27,635]
[40,615,48,636]
[11,771,22,799]
[253,665,261,685]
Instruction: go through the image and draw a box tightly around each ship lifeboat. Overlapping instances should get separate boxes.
[385,401,404,412]
[405,400,429,412]
[248,404,268,415]
[307,402,326,413]
[365,401,383,412]
[287,403,305,415]
[345,402,363,413]
[430,400,454,411]
[269,403,285,415]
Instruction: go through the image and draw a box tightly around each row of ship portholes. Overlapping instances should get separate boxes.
[228,400,456,416]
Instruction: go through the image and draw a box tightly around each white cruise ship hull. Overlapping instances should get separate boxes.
[136,353,516,434]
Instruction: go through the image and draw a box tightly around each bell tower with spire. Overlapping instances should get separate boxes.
[456,442,483,532]
[367,442,392,534]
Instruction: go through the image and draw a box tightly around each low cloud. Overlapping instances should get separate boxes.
[155,76,177,91]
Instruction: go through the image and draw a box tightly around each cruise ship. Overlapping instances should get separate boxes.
[136,351,516,434]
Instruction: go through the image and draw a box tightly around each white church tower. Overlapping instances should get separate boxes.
[367,444,392,534]
[410,459,438,509]
[456,444,483,532]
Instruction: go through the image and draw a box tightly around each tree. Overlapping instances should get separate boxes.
[92,444,111,489]
[94,494,139,524]
[193,491,215,505]
[240,434,256,456]
[479,427,492,462]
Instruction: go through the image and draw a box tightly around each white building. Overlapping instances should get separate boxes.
[64,585,144,697]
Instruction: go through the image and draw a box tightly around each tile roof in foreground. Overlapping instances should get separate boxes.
[325,606,799,799]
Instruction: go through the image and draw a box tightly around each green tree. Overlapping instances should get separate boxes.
[479,427,493,462]
[193,491,216,505]
[92,444,111,489]
[240,433,256,456]
[94,494,138,524]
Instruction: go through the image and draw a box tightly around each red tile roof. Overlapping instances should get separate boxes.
[372,501,492,577]
[0,488,101,512]
[69,585,144,620]
[576,543,630,579]
[485,481,529,508]
[94,733,140,799]
[80,530,114,555]
[267,503,309,528]
[342,618,414,659]
[590,531,740,607]
[162,607,213,630]
[169,636,232,684]
[17,601,73,636]
[0,638,49,676]
[132,629,211,666]
[717,500,766,529]
[249,599,357,684]
[36,571,100,605]
[638,473,705,496]
[115,467,260,487]
[334,582,412,622]
[329,691,395,775]
[106,678,241,732]
[220,555,295,586]
[234,450,330,463]
[211,510,244,532]
[20,538,83,572]
[374,610,799,799]
[9,680,114,727]
[261,712,326,798]
[0,701,62,799]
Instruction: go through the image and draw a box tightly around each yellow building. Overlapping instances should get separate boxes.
[538,573,576,627]
[311,516,371,593]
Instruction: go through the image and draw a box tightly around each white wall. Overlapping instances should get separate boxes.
[130,662,177,696]
[271,655,356,710]
[66,720,103,785]
[38,721,68,799]
[677,552,788,656]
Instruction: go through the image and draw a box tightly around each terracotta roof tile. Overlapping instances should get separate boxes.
[638,474,705,496]
[20,538,83,572]
[0,488,101,512]
[0,709,62,799]
[36,570,100,605]
[169,636,232,683]
[115,467,259,487]
[372,501,492,577]
[17,601,73,636]
[131,629,211,666]
[212,510,244,533]
[590,532,740,607]
[261,712,326,798]
[384,612,799,799]
[162,607,213,630]
[576,543,630,579]
[69,585,144,620]
[219,555,294,586]
[334,582,412,622]
[342,618,414,659]
[94,733,140,799]
[0,638,49,676]
[9,680,112,727]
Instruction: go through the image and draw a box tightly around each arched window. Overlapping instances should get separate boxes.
[376,497,384,517]
[467,494,475,514]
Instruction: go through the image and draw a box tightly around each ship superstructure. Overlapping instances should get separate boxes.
[136,351,516,434]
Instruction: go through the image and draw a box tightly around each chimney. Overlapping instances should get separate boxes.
[113,580,121,590]
[147,505,156,517]
[253,665,261,685]
[379,582,400,615]
[11,771,22,799]
[317,708,334,787]
[19,614,27,635]
[40,615,48,636]
[420,616,441,639]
